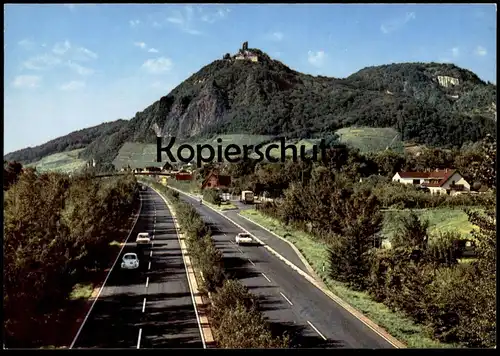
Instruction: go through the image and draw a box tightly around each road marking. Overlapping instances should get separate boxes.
[238,248,243,253]
[307,321,327,341]
[224,233,227,236]
[261,273,271,283]
[150,250,153,257]
[248,259,255,266]
[145,277,149,288]
[148,261,151,270]
[137,328,142,349]
[280,292,293,306]
[70,193,143,349]
[142,298,146,312]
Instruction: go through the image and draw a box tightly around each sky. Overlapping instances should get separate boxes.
[4,3,497,154]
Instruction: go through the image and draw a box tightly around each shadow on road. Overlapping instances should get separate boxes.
[221,256,262,281]
[268,321,344,349]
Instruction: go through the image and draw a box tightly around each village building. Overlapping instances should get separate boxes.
[201,170,231,190]
[392,168,471,195]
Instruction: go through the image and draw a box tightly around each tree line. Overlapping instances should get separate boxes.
[3,163,139,348]
[223,134,496,202]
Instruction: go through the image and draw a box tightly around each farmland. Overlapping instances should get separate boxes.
[24,149,87,173]
[336,127,405,154]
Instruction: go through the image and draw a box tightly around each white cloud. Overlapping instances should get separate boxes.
[18,39,35,50]
[308,50,326,67]
[12,75,41,88]
[451,47,460,58]
[142,57,173,74]
[380,12,416,34]
[60,80,85,91]
[165,5,203,35]
[269,32,284,41]
[475,45,487,56]
[66,61,94,76]
[148,48,159,53]
[53,40,71,55]
[74,47,98,60]
[23,54,61,70]
[129,19,140,27]
[200,8,230,24]
[52,40,97,61]
[152,21,162,29]
[64,4,76,11]
[134,42,147,49]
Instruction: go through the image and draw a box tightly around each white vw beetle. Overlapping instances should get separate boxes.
[121,253,139,270]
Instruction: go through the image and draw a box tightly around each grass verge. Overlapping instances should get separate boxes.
[239,209,456,348]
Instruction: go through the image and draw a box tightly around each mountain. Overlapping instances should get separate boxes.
[5,42,496,166]
[4,120,128,164]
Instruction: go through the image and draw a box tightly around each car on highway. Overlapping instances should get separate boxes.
[235,232,253,245]
[136,232,151,245]
[121,253,139,270]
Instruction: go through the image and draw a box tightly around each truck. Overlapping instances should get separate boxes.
[241,190,254,204]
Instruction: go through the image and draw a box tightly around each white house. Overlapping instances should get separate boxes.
[392,169,470,195]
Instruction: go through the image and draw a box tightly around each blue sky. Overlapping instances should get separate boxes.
[4,4,496,154]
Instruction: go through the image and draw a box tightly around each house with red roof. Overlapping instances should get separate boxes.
[392,168,471,195]
[201,170,231,190]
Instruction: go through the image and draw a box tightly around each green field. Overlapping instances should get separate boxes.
[335,127,404,153]
[382,208,480,244]
[25,149,87,173]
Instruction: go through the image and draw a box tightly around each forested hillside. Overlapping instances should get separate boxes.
[5,44,496,166]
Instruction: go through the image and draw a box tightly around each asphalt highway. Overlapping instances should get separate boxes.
[180,193,396,349]
[71,188,203,349]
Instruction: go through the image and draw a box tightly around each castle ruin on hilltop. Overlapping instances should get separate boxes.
[223,41,259,62]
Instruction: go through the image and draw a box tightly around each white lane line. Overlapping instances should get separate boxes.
[145,277,149,288]
[142,298,146,312]
[150,250,153,257]
[137,328,142,349]
[224,233,227,236]
[261,273,271,283]
[307,321,327,341]
[248,259,255,266]
[280,292,293,306]
[148,261,151,270]
[237,248,243,253]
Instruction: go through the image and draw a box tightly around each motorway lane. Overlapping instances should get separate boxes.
[72,188,203,349]
[180,193,395,349]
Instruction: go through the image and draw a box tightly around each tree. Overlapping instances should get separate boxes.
[328,188,383,290]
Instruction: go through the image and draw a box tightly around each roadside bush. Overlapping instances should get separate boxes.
[425,263,495,347]
[211,280,290,348]
[203,188,222,205]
